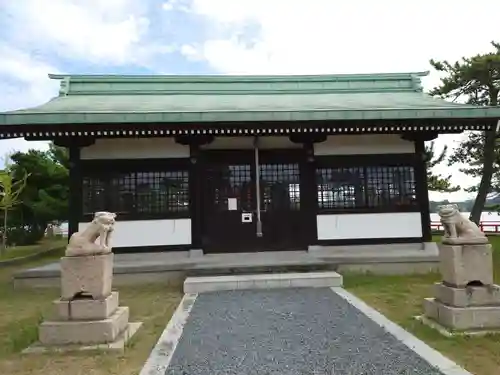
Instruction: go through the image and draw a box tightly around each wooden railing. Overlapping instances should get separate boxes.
[431,221,500,233]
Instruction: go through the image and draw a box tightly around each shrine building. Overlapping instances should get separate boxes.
[1,72,499,254]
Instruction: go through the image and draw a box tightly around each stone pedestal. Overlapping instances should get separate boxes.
[60,254,113,300]
[28,253,141,352]
[438,243,493,287]
[420,243,500,335]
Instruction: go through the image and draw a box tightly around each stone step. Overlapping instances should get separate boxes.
[186,262,335,277]
[183,271,343,293]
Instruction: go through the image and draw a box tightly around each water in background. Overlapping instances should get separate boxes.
[430,212,500,223]
[430,211,500,232]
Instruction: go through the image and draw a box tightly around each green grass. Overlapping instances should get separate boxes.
[0,238,67,261]
[344,235,500,375]
[0,244,183,375]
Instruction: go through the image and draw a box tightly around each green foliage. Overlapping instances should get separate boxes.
[0,161,30,251]
[7,142,69,244]
[429,41,500,223]
[424,141,460,192]
[0,170,29,211]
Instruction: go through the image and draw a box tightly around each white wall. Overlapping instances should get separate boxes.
[81,138,189,160]
[316,213,422,240]
[314,134,415,156]
[201,136,302,149]
[77,219,191,248]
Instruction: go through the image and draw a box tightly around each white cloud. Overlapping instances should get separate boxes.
[162,0,192,13]
[0,0,174,156]
[189,0,500,78]
[186,0,500,200]
[2,0,174,67]
[0,45,60,110]
[163,2,174,11]
[0,45,60,157]
[180,44,205,60]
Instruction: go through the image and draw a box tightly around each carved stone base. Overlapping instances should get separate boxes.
[423,297,500,331]
[438,243,493,287]
[54,291,119,321]
[39,306,129,346]
[415,315,500,337]
[433,283,500,307]
[60,253,113,300]
[26,322,142,353]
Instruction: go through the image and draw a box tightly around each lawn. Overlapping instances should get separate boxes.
[344,235,500,375]
[0,243,183,375]
[0,237,67,261]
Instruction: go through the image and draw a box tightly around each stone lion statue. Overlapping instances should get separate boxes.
[65,212,117,257]
[438,204,488,245]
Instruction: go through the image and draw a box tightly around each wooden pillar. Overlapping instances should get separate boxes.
[189,144,202,248]
[68,143,82,240]
[414,139,432,242]
[301,142,319,245]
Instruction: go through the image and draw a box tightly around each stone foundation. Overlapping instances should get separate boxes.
[39,306,129,345]
[54,291,120,321]
[33,252,140,350]
[433,283,500,307]
[421,242,500,335]
[423,294,500,331]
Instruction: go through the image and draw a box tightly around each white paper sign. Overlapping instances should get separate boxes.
[228,198,238,211]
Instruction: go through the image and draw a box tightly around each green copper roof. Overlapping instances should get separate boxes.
[1,72,500,125]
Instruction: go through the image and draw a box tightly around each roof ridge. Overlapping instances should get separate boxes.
[51,72,428,97]
[49,71,429,82]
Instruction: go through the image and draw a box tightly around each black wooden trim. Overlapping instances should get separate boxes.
[317,206,421,215]
[200,148,306,162]
[80,157,190,173]
[400,132,438,142]
[189,144,202,248]
[289,133,327,144]
[300,143,318,245]
[316,237,423,246]
[68,144,82,239]
[112,244,192,254]
[175,134,214,146]
[414,139,432,241]
[315,153,418,167]
[4,117,497,140]
[52,137,96,148]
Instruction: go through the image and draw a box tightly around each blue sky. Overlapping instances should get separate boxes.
[0,0,499,200]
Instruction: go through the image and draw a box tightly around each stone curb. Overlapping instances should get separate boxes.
[139,293,198,375]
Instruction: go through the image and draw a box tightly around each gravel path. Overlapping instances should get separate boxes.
[165,288,444,375]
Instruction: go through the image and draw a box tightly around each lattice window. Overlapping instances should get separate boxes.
[209,164,253,212]
[365,166,416,208]
[82,177,107,215]
[82,169,189,218]
[260,163,300,210]
[316,165,416,211]
[317,167,365,209]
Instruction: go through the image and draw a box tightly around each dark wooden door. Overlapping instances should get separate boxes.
[200,149,310,253]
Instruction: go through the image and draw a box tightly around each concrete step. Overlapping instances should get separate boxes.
[186,262,335,277]
[183,271,343,293]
